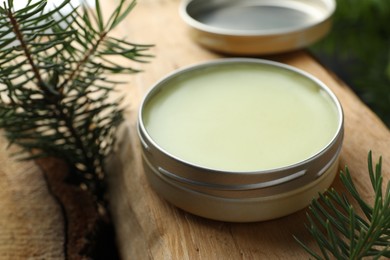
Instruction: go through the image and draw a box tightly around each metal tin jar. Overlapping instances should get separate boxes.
[180,0,336,55]
[138,59,343,222]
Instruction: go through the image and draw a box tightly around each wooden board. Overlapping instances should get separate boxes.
[106,0,390,259]
[0,141,65,259]
[0,0,389,259]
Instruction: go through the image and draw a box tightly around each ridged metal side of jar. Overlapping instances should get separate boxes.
[138,59,344,222]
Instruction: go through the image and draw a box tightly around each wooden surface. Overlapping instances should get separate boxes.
[0,143,65,259]
[0,0,390,259]
[107,0,390,259]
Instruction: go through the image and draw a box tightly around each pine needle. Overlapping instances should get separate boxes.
[0,0,152,208]
[295,151,390,259]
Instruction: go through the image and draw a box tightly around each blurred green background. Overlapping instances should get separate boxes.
[310,0,390,127]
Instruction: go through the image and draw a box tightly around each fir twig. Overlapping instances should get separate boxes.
[0,0,152,208]
[295,151,390,259]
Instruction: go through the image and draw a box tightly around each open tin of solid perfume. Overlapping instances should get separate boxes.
[180,0,336,55]
[138,58,343,222]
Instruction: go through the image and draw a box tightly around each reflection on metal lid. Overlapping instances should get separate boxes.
[180,0,336,54]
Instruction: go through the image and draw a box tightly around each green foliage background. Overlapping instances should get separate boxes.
[311,0,390,127]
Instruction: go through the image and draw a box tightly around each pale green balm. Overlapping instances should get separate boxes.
[143,64,339,172]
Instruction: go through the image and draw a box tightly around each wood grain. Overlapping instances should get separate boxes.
[106,0,390,259]
[0,139,65,259]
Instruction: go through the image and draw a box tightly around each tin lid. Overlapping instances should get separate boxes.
[180,0,336,54]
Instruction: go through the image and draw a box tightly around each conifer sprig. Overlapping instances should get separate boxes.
[296,152,390,259]
[0,0,152,204]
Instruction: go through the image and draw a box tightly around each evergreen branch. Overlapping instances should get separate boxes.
[107,0,137,30]
[0,0,152,207]
[295,151,390,259]
[4,3,43,85]
[58,30,107,92]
